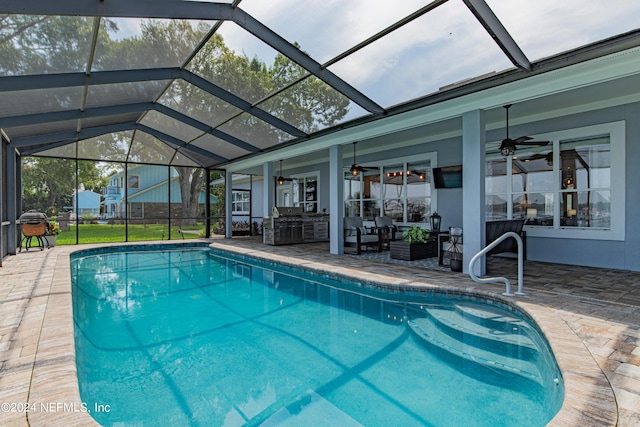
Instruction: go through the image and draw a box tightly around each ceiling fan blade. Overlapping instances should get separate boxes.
[516,140,549,146]
[512,136,532,143]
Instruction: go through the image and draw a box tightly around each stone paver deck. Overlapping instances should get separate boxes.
[1,238,639,426]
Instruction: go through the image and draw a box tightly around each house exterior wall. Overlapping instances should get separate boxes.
[255,101,639,271]
[347,102,639,271]
[125,202,206,223]
[511,102,640,271]
[73,190,101,217]
[230,178,264,224]
[104,166,210,219]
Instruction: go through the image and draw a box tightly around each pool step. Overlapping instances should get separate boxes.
[454,302,527,330]
[405,306,543,385]
[425,305,539,359]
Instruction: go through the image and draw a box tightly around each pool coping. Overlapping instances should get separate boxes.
[26,241,616,426]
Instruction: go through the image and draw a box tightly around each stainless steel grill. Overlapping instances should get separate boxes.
[264,206,329,245]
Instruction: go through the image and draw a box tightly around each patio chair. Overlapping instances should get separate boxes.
[486,219,526,258]
[344,217,382,255]
[374,216,401,242]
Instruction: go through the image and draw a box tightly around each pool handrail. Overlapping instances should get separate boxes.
[468,231,524,296]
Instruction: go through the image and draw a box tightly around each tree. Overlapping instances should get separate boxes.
[21,157,109,216]
[174,167,205,226]
[137,22,350,224]
[7,17,351,225]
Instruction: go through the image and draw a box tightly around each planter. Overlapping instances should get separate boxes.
[390,241,436,261]
[449,253,463,272]
[44,235,57,248]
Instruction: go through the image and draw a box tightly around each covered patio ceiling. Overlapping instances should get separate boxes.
[1,0,640,169]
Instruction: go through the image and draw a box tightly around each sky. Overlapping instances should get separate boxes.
[225,0,640,108]
[113,0,640,110]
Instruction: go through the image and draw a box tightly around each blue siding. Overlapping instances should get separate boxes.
[74,190,101,215]
[128,179,208,203]
[106,167,209,204]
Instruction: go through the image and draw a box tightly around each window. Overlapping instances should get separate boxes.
[344,155,434,223]
[292,172,319,213]
[485,121,625,240]
[127,175,140,189]
[128,202,143,219]
[232,190,250,214]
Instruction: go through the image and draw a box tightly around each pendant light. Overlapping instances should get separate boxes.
[277,160,286,185]
[350,141,364,176]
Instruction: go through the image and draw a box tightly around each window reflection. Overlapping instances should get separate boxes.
[344,160,432,223]
[512,151,553,192]
[486,194,508,221]
[485,134,611,230]
[513,193,554,226]
[486,158,507,194]
[559,137,610,228]
[292,175,319,213]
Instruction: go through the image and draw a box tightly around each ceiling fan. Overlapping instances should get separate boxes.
[499,104,549,156]
[349,141,374,176]
[276,159,293,185]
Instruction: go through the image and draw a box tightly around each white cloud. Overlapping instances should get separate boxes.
[486,0,640,59]
[206,0,640,106]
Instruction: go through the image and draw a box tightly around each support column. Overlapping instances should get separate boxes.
[263,161,274,217]
[5,143,17,255]
[329,145,344,254]
[225,171,233,238]
[462,110,486,275]
[0,136,4,265]
[204,169,211,238]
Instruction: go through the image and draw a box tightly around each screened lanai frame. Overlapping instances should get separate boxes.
[8,0,640,168]
[1,0,640,256]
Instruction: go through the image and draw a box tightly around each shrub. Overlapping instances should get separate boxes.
[402,225,430,243]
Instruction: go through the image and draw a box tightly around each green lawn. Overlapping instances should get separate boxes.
[56,223,204,245]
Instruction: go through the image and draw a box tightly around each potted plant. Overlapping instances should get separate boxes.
[45,221,60,248]
[390,225,432,261]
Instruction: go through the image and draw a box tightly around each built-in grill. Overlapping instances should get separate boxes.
[19,209,48,251]
[265,207,304,244]
[263,207,329,245]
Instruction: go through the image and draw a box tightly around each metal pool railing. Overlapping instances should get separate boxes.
[468,231,525,296]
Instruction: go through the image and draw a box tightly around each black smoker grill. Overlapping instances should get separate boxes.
[19,210,48,252]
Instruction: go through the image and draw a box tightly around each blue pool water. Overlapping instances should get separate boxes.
[71,245,563,426]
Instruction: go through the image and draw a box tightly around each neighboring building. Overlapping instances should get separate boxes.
[72,189,101,219]
[103,165,213,221]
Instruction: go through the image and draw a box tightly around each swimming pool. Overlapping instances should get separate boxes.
[71,245,563,426]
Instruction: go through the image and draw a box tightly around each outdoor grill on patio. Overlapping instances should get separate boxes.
[19,210,48,252]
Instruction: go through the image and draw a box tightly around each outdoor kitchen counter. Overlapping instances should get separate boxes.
[263,215,329,245]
